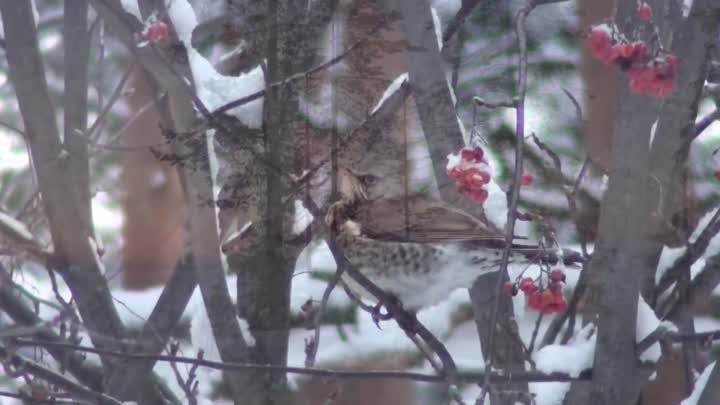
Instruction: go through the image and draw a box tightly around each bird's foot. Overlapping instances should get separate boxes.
[371,302,393,329]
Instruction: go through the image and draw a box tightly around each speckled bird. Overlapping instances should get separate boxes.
[325,168,583,311]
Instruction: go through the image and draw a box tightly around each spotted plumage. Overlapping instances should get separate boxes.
[325,168,583,311]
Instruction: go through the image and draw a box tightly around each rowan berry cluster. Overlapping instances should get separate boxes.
[447,147,534,205]
[447,147,493,204]
[142,21,169,43]
[587,3,679,98]
[503,269,568,314]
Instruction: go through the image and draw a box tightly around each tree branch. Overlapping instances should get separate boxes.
[1,0,126,368]
[13,338,594,385]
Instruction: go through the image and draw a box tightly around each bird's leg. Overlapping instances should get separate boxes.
[341,282,393,329]
[370,302,393,329]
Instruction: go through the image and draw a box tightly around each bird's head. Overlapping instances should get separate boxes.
[337,167,385,202]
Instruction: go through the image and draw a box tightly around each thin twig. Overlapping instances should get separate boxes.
[657,207,720,294]
[0,344,122,405]
[210,21,386,117]
[305,265,344,367]
[479,2,535,403]
[694,108,720,139]
[13,338,593,384]
[527,312,544,354]
[442,0,486,43]
[85,63,134,141]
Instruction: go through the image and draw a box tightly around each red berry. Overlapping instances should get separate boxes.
[527,291,544,310]
[518,277,538,294]
[714,170,720,181]
[464,168,491,188]
[588,27,616,66]
[143,21,169,43]
[612,41,649,69]
[472,147,485,162]
[502,282,518,296]
[549,269,566,283]
[543,291,568,314]
[638,3,652,21]
[520,173,534,186]
[461,148,476,162]
[448,167,463,179]
[466,188,489,204]
[548,281,564,294]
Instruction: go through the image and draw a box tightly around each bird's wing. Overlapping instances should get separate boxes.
[356,194,506,244]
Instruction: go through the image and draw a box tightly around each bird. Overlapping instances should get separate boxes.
[325,167,584,312]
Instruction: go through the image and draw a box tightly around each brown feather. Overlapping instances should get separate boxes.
[351,193,506,244]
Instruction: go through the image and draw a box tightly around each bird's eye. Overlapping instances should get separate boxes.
[360,174,378,186]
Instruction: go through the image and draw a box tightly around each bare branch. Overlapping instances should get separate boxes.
[1,0,126,364]
[13,338,594,384]
[0,344,123,405]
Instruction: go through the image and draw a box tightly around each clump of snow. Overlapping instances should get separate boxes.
[636,295,662,363]
[681,361,715,405]
[187,50,265,128]
[370,73,408,115]
[165,0,265,128]
[0,211,34,242]
[431,0,461,22]
[166,0,197,44]
[690,207,720,257]
[656,207,720,285]
[120,0,142,22]
[292,200,314,235]
[431,8,443,51]
[529,324,595,405]
[533,323,596,377]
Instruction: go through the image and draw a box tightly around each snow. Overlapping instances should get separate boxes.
[682,361,715,405]
[431,0,461,22]
[120,0,142,22]
[0,210,33,242]
[528,324,595,405]
[533,323,595,377]
[690,207,720,257]
[370,73,408,115]
[292,200,314,235]
[165,0,265,128]
[656,207,720,285]
[187,50,265,128]
[431,8,443,51]
[636,295,662,363]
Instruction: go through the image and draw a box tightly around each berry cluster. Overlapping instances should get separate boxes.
[503,269,568,314]
[587,4,679,98]
[447,147,493,204]
[141,20,169,44]
[143,21,169,43]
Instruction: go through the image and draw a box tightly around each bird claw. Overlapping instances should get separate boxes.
[371,302,393,329]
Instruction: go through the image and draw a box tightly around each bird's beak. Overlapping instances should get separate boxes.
[337,167,367,202]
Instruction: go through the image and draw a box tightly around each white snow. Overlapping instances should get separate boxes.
[292,200,314,235]
[636,295,662,363]
[0,210,33,242]
[529,324,595,405]
[120,0,142,22]
[682,361,715,405]
[690,208,720,258]
[533,323,595,377]
[431,7,443,51]
[165,0,265,128]
[431,0,461,21]
[656,207,720,286]
[370,73,408,115]
[187,50,265,128]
